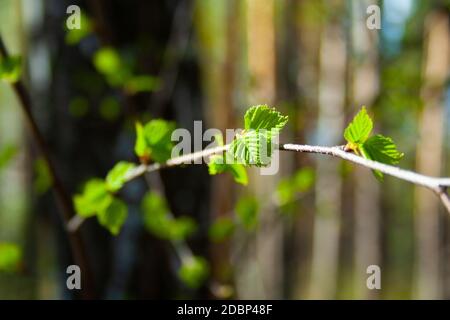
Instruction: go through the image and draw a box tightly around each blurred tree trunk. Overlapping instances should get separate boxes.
[35,0,208,299]
[309,3,346,299]
[290,0,322,299]
[414,10,449,299]
[205,0,241,296]
[350,0,381,299]
[235,0,281,299]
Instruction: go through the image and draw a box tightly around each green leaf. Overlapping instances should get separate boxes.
[293,167,315,192]
[65,13,92,45]
[170,217,197,241]
[93,48,130,86]
[33,158,53,194]
[97,198,128,235]
[244,105,289,131]
[124,75,161,94]
[143,119,176,163]
[208,155,248,185]
[94,48,121,75]
[105,161,136,192]
[231,105,288,167]
[275,184,293,209]
[344,106,373,146]
[360,134,404,180]
[178,256,209,289]
[0,144,18,172]
[0,55,22,83]
[141,192,196,240]
[235,196,259,231]
[74,179,113,218]
[231,130,272,167]
[0,243,22,273]
[209,217,235,242]
[134,122,148,159]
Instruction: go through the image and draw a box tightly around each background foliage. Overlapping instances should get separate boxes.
[1,0,450,300]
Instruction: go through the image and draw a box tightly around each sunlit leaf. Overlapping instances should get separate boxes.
[244,104,289,131]
[94,48,121,75]
[135,119,175,163]
[97,198,127,235]
[178,256,209,289]
[208,155,248,185]
[231,105,288,167]
[344,106,373,147]
[74,179,112,218]
[0,243,22,273]
[360,134,404,180]
[105,161,136,192]
[134,122,148,160]
[0,55,22,83]
[93,48,130,86]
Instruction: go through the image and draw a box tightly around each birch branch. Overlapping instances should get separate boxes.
[279,144,450,213]
[68,141,450,232]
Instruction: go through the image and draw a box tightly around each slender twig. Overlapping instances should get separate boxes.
[132,143,450,214]
[67,145,229,231]
[123,144,230,183]
[0,36,96,299]
[279,144,450,213]
[279,144,450,188]
[69,140,450,234]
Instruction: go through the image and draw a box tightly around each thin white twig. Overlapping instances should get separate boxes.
[279,143,450,213]
[68,142,450,231]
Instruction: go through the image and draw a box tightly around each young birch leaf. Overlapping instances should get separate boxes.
[0,56,22,83]
[74,179,112,218]
[232,105,288,167]
[244,105,289,131]
[178,256,209,289]
[208,155,248,185]
[143,119,176,163]
[344,106,373,147]
[97,198,127,235]
[360,134,404,180]
[105,161,136,192]
[134,122,149,159]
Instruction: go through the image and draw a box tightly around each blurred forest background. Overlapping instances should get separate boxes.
[1,0,450,300]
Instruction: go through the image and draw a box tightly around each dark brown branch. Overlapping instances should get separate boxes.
[0,35,96,299]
